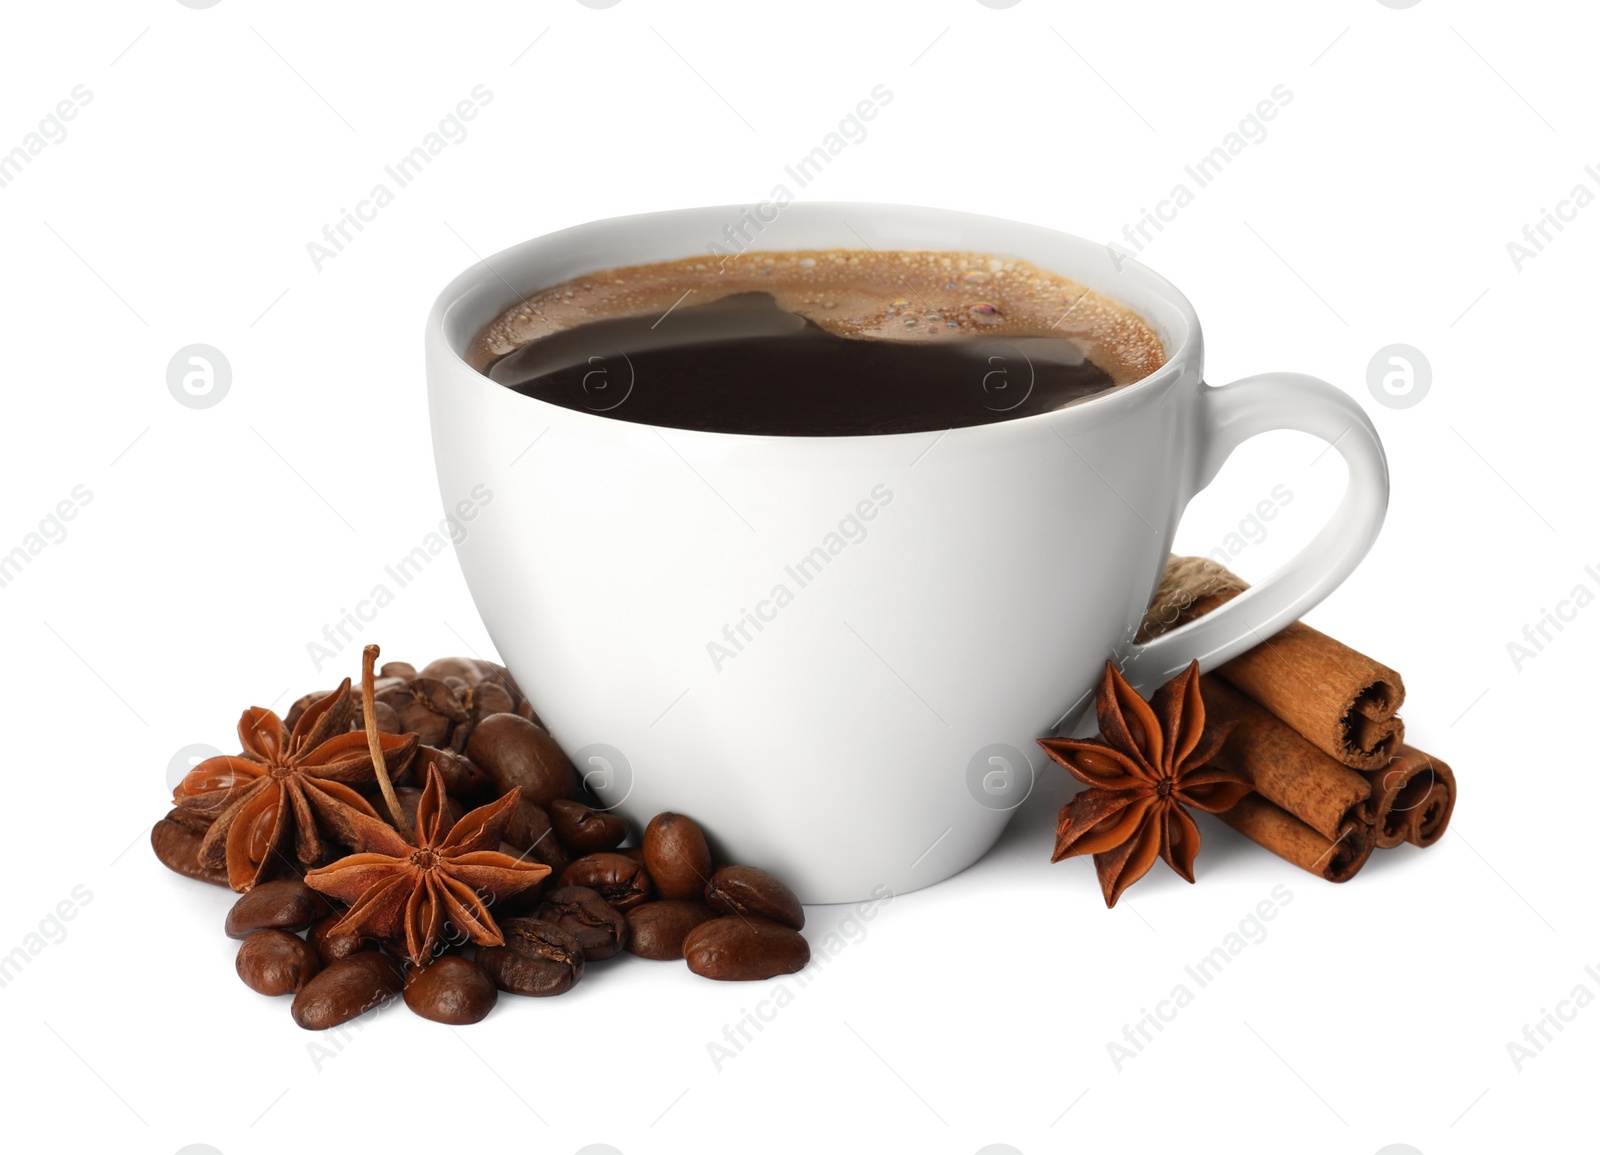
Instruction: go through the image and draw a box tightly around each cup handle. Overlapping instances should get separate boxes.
[1115,372,1389,694]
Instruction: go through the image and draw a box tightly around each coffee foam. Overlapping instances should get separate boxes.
[468,249,1166,386]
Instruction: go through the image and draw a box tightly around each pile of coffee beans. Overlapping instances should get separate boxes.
[153,656,811,1030]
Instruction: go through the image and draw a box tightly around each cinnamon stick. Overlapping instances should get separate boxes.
[1141,556,1405,769]
[1409,759,1456,849]
[1359,744,1456,850]
[1199,677,1370,841]
[1216,794,1375,883]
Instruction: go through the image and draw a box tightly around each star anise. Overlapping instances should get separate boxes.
[303,759,549,965]
[173,679,420,892]
[1038,660,1250,907]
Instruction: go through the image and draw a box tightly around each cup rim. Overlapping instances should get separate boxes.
[426,202,1203,442]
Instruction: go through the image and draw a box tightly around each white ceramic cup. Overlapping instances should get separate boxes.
[426,203,1388,904]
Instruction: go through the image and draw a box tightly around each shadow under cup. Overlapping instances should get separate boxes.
[426,203,1213,904]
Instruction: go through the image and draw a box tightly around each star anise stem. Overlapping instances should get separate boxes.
[363,643,410,837]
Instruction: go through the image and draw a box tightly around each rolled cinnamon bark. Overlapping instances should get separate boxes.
[1219,616,1405,770]
[1217,794,1375,883]
[1138,554,1249,641]
[1199,677,1371,841]
[1360,744,1456,850]
[1409,764,1456,849]
[1140,556,1405,769]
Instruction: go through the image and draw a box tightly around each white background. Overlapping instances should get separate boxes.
[0,2,1593,1153]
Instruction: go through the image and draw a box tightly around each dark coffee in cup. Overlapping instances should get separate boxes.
[468,250,1165,436]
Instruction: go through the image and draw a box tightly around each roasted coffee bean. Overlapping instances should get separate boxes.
[503,797,554,849]
[378,939,416,964]
[536,886,629,960]
[150,812,230,887]
[550,799,629,854]
[400,745,486,799]
[418,656,487,686]
[291,952,404,1030]
[374,682,415,713]
[391,784,465,834]
[559,852,653,910]
[404,955,498,1024]
[626,901,716,961]
[430,657,533,713]
[283,690,332,732]
[464,679,515,727]
[477,918,584,996]
[236,929,321,996]
[502,798,569,877]
[467,660,544,729]
[356,699,403,734]
[307,912,370,965]
[467,713,576,808]
[643,812,713,900]
[373,669,411,697]
[704,865,804,930]
[449,755,497,803]
[394,683,466,748]
[513,698,543,728]
[226,879,331,940]
[684,916,810,981]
